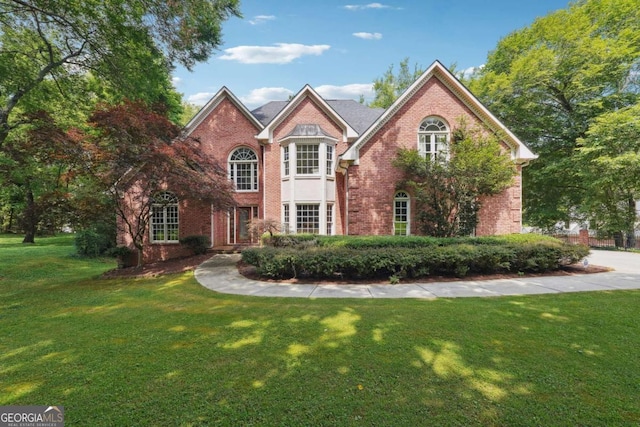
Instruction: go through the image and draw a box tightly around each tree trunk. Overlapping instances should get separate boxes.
[135,245,144,268]
[22,188,37,244]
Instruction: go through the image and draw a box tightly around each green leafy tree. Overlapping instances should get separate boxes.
[576,104,640,247]
[0,0,241,145]
[394,122,515,237]
[86,100,236,267]
[468,0,640,229]
[0,110,85,242]
[0,0,240,242]
[178,102,202,127]
[370,58,424,109]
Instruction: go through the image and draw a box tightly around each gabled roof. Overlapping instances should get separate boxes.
[254,85,360,143]
[183,86,264,136]
[341,60,537,164]
[252,100,384,134]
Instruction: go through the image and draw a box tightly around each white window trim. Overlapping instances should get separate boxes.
[393,191,410,236]
[150,192,179,243]
[229,147,259,192]
[418,117,450,161]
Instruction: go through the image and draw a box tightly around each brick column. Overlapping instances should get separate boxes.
[578,229,589,246]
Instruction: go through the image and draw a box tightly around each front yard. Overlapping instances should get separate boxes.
[1,234,638,426]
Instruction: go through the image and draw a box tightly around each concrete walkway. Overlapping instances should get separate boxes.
[194,250,640,299]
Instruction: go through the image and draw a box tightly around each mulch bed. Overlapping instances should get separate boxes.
[102,253,611,284]
[101,253,214,279]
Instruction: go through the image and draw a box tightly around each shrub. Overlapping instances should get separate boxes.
[179,235,211,255]
[263,233,318,248]
[75,226,115,257]
[242,234,590,281]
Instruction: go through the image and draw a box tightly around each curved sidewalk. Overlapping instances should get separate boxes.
[194,250,640,299]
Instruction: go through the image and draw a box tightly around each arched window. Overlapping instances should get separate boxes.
[151,192,179,243]
[229,148,258,191]
[418,117,449,160]
[394,191,410,236]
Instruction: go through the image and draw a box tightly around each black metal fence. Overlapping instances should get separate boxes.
[550,232,640,249]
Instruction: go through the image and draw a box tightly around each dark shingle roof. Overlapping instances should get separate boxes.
[251,99,384,135]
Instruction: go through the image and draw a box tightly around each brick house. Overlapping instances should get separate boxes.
[121,60,536,263]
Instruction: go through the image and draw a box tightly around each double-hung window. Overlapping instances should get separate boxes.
[326,145,334,176]
[151,192,179,243]
[296,204,320,234]
[296,144,320,175]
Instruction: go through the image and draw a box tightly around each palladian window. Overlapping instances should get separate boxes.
[150,192,179,243]
[418,117,449,160]
[229,147,258,191]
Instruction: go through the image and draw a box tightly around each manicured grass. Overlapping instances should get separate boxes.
[1,234,639,426]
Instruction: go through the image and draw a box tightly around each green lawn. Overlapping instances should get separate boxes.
[1,234,639,426]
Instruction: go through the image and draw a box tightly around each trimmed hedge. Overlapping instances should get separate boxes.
[243,234,590,280]
[179,235,211,255]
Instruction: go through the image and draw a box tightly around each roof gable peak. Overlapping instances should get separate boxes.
[341,60,536,164]
[255,84,358,142]
[183,87,263,136]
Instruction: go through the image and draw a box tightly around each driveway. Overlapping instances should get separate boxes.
[194,249,640,299]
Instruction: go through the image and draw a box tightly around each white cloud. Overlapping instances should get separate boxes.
[240,87,294,107]
[220,43,331,64]
[315,83,374,100]
[187,92,216,106]
[344,3,391,11]
[171,76,182,87]
[248,15,276,25]
[457,64,485,79]
[352,32,382,40]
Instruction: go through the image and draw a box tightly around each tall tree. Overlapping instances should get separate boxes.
[370,58,424,109]
[576,104,640,247]
[394,122,515,237]
[0,0,241,146]
[0,0,240,241]
[87,100,235,266]
[468,0,640,229]
[0,110,85,242]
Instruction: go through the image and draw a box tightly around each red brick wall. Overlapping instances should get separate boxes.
[347,77,523,236]
[188,98,263,246]
[119,80,525,264]
[117,97,265,264]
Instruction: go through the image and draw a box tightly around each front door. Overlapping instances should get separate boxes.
[237,207,251,243]
[230,206,258,244]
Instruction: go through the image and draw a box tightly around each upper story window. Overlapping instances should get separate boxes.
[151,192,179,243]
[418,117,449,160]
[283,145,290,176]
[326,145,334,176]
[229,147,258,191]
[296,144,320,175]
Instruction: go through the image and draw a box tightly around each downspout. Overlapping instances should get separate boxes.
[345,168,349,236]
[262,145,266,221]
[210,203,215,248]
[336,157,350,236]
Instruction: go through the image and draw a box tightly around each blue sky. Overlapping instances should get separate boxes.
[172,0,572,109]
